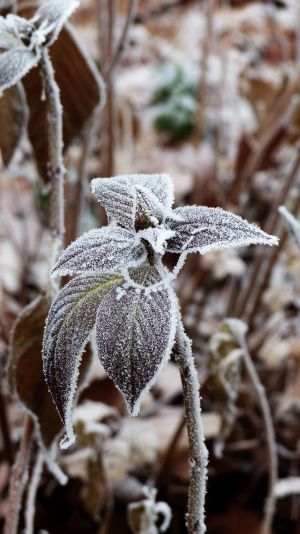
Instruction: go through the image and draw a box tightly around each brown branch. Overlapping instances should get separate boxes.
[155,411,186,488]
[234,149,300,319]
[244,179,300,325]
[228,73,300,204]
[39,48,65,294]
[4,416,34,534]
[0,389,13,464]
[135,0,193,23]
[109,0,138,75]
[227,320,278,534]
[99,0,116,177]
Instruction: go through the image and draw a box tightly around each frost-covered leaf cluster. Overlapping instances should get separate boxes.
[0,0,79,93]
[43,173,278,448]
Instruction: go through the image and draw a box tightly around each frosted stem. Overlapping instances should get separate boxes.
[230,322,278,534]
[39,48,65,293]
[4,416,34,534]
[174,321,208,534]
[25,451,44,534]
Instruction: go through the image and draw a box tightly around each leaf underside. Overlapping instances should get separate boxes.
[43,274,122,448]
[96,266,177,415]
[19,10,104,182]
[166,206,279,254]
[0,46,38,93]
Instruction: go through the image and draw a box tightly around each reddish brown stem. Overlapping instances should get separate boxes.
[155,412,186,488]
[4,415,34,534]
[0,389,13,464]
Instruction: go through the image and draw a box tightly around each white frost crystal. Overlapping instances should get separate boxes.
[43,173,278,449]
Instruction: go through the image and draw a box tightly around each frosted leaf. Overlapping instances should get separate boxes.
[0,16,25,50]
[33,0,80,46]
[43,273,122,449]
[166,206,279,254]
[91,174,174,230]
[52,227,147,277]
[137,227,175,255]
[0,14,35,46]
[96,266,178,415]
[279,206,300,251]
[0,47,39,93]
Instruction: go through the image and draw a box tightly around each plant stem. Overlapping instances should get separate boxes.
[0,388,13,464]
[5,41,66,534]
[155,411,186,487]
[174,321,208,534]
[25,451,44,534]
[228,321,278,534]
[4,415,34,534]
[234,148,300,319]
[39,48,65,289]
[109,0,138,75]
[99,0,116,177]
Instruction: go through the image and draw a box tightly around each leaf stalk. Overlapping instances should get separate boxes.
[174,321,208,534]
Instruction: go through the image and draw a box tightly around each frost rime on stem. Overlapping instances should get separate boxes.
[174,321,208,534]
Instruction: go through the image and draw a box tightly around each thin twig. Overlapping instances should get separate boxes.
[245,183,300,325]
[65,117,96,246]
[4,416,34,534]
[99,0,116,177]
[39,48,65,292]
[134,0,192,22]
[155,411,186,487]
[109,0,138,75]
[0,389,13,464]
[174,321,208,534]
[234,149,300,319]
[25,451,44,534]
[227,320,278,534]
[228,72,300,204]
[5,45,67,534]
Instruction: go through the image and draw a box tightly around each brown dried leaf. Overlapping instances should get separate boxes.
[8,295,92,450]
[20,7,104,181]
[0,84,27,166]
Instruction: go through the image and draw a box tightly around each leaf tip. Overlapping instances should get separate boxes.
[60,431,76,450]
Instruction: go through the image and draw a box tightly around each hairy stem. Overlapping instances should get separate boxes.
[4,416,34,534]
[39,48,65,290]
[174,322,208,534]
[229,322,278,534]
